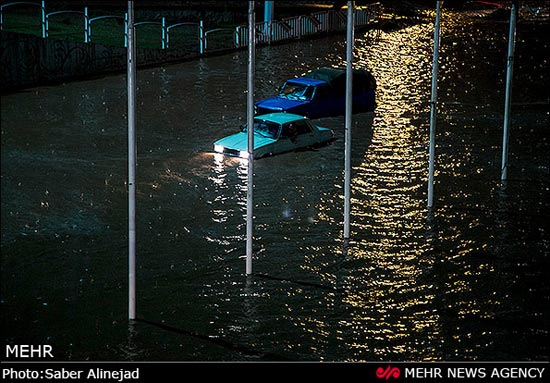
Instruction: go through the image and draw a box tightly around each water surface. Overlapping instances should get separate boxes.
[1,9,549,361]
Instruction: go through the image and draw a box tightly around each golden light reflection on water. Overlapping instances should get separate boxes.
[291,12,505,360]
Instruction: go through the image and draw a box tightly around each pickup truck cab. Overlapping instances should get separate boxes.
[255,67,376,119]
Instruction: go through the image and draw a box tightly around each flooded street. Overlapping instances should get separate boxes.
[1,9,549,361]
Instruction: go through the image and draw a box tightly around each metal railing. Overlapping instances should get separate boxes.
[135,19,166,49]
[1,1,381,54]
[165,21,201,50]
[88,14,127,46]
[45,9,87,39]
[203,27,234,53]
[0,1,46,37]
[231,5,380,51]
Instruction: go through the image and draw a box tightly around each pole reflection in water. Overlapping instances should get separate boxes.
[0,7,548,361]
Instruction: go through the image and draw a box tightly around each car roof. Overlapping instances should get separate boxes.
[255,113,308,124]
[305,66,377,90]
[287,77,327,87]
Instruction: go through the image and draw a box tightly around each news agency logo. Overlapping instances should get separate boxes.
[376,365,401,380]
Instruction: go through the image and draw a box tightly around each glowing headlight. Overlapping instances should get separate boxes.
[239,151,249,159]
[214,144,224,153]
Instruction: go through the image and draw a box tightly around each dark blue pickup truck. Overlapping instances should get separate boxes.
[255,67,376,119]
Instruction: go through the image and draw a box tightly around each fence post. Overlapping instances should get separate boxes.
[264,1,273,43]
[161,17,166,49]
[41,0,46,38]
[298,16,302,38]
[84,7,89,43]
[124,12,128,48]
[199,20,204,54]
[235,25,240,48]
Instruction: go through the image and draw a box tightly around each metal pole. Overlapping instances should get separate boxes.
[427,1,441,208]
[246,0,255,275]
[127,0,137,321]
[501,2,517,182]
[343,1,354,240]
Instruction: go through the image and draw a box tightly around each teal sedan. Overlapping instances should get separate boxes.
[213,113,334,159]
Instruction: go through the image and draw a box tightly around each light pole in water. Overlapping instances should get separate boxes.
[427,1,441,208]
[501,2,517,182]
[127,0,136,320]
[343,1,354,240]
[246,1,255,275]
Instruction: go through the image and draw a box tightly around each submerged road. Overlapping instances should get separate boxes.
[1,9,549,360]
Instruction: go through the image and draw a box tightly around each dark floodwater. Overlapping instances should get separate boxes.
[1,9,549,361]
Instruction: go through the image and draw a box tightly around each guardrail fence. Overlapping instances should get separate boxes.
[1,1,381,54]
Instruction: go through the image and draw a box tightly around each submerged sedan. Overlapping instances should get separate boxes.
[213,113,334,159]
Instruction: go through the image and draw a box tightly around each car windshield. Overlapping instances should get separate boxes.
[279,82,313,100]
[242,119,280,139]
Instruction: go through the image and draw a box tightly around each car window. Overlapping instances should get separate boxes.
[294,120,312,135]
[281,120,311,140]
[280,124,292,139]
[279,82,313,101]
[303,86,314,99]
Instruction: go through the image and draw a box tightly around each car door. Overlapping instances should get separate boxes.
[275,120,315,153]
[293,120,315,148]
[274,123,297,154]
[312,84,342,118]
